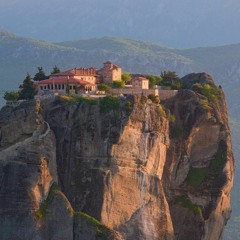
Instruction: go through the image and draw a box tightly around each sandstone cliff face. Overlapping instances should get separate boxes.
[0,73,234,240]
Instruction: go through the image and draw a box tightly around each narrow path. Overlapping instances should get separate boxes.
[0,120,50,161]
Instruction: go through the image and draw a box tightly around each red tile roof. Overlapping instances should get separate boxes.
[35,77,95,86]
[51,67,97,77]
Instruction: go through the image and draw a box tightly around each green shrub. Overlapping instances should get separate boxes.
[199,99,212,110]
[210,153,226,171]
[148,94,159,103]
[169,114,176,123]
[100,96,120,113]
[98,83,112,93]
[74,96,98,105]
[186,167,208,187]
[112,80,125,89]
[176,195,202,217]
[121,73,131,84]
[35,182,60,218]
[158,104,166,117]
[201,84,220,104]
[146,74,162,88]
[3,91,19,102]
[192,83,203,93]
[74,212,116,239]
[140,96,147,105]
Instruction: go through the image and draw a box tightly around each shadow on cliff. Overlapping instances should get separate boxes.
[42,95,135,220]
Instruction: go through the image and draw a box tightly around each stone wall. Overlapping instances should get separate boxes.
[112,88,178,100]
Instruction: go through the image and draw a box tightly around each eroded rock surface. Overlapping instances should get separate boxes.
[0,73,234,240]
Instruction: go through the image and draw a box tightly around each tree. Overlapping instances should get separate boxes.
[33,67,47,81]
[146,74,163,88]
[161,71,181,89]
[98,83,112,93]
[121,73,131,84]
[112,80,125,89]
[3,91,19,102]
[19,73,36,100]
[51,66,61,74]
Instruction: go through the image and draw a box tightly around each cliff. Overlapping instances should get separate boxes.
[0,73,234,240]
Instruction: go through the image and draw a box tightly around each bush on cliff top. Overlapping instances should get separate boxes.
[193,83,220,104]
[100,96,120,113]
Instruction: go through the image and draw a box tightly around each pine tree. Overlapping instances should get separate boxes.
[33,67,47,81]
[19,73,36,99]
[51,66,61,74]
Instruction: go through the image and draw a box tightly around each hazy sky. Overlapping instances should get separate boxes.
[1,0,240,48]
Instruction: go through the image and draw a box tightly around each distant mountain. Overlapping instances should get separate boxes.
[1,31,240,238]
[1,0,240,48]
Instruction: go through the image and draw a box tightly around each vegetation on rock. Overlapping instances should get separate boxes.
[176,195,202,217]
[3,91,19,102]
[100,96,120,112]
[187,167,209,187]
[121,73,131,84]
[74,212,117,240]
[35,182,60,219]
[98,83,112,93]
[112,80,125,89]
[19,73,36,100]
[33,67,48,81]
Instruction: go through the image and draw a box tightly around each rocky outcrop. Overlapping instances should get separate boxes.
[0,73,234,240]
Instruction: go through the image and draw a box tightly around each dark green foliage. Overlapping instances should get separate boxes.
[193,83,220,104]
[176,195,202,217]
[192,83,203,92]
[148,94,159,103]
[160,71,182,89]
[19,73,36,100]
[171,127,183,138]
[51,65,61,74]
[210,153,226,171]
[121,73,131,84]
[35,182,60,219]
[98,83,112,93]
[186,167,209,187]
[199,99,212,110]
[140,96,147,105]
[201,84,220,104]
[3,91,19,102]
[100,96,120,112]
[75,96,98,105]
[33,67,47,81]
[146,74,162,88]
[112,80,124,89]
[74,212,116,239]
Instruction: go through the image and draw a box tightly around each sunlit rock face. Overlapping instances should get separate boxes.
[0,73,234,240]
